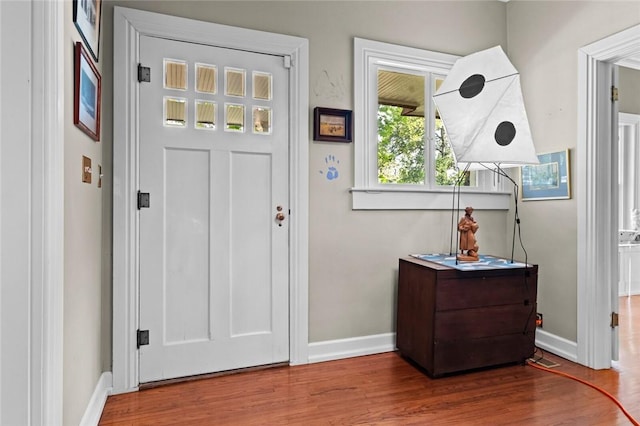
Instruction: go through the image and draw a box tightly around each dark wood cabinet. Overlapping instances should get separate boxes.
[396,256,538,377]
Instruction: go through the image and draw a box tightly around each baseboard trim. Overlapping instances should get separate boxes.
[535,329,578,362]
[307,331,579,366]
[308,333,396,364]
[79,372,113,426]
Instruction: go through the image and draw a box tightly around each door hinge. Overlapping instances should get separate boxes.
[611,86,619,102]
[137,191,150,209]
[138,64,151,83]
[284,55,292,69]
[611,311,619,328]
[137,329,150,348]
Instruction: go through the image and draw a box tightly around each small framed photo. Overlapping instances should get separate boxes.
[74,42,101,141]
[313,107,352,142]
[73,0,102,62]
[521,149,571,201]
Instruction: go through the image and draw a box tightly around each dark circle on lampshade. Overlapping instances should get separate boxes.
[495,121,516,146]
[459,74,486,99]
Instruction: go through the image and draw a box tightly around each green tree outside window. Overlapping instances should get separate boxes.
[377,105,469,186]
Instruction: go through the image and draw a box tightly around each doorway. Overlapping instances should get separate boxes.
[577,23,640,370]
[617,111,640,370]
[112,7,310,393]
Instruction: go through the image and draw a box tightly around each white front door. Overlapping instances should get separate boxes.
[138,34,289,383]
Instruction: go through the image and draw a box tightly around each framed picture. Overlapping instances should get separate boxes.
[313,107,352,142]
[521,149,571,201]
[73,0,102,62]
[74,42,101,141]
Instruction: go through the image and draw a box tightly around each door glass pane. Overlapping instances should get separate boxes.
[225,68,245,97]
[196,64,217,94]
[164,59,187,90]
[253,106,271,134]
[195,100,216,130]
[164,97,187,127]
[225,103,244,132]
[253,72,272,100]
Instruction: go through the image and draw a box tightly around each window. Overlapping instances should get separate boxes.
[352,38,509,210]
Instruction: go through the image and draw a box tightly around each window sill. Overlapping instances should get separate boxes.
[350,187,511,210]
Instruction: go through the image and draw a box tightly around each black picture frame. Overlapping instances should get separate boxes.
[73,0,102,62]
[313,107,352,142]
[74,42,102,141]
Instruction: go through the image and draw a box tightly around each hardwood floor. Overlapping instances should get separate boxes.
[100,296,639,425]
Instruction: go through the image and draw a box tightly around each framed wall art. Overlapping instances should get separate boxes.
[313,107,352,142]
[73,0,102,62]
[74,42,102,141]
[521,149,571,201]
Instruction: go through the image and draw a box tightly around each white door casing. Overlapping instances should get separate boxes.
[577,23,640,369]
[138,35,289,382]
[113,7,309,393]
[0,1,64,424]
[610,66,620,363]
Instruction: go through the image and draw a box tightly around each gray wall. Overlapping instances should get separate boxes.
[620,66,640,115]
[64,1,104,424]
[506,1,640,341]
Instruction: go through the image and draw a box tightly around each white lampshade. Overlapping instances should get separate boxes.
[433,46,539,167]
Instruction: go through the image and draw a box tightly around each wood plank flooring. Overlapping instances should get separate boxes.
[100,296,639,425]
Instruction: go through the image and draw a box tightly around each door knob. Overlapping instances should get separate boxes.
[275,206,286,225]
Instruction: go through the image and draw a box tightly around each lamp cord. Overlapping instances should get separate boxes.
[478,164,534,335]
[527,360,640,426]
[480,164,528,263]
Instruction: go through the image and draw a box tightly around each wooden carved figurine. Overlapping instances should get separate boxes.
[458,206,479,261]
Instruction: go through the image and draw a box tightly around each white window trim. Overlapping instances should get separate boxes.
[352,38,511,210]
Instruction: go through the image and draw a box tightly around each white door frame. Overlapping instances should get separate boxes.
[112,7,309,394]
[0,1,64,424]
[577,24,640,369]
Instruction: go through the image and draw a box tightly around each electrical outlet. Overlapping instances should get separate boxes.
[536,313,543,328]
[82,156,92,184]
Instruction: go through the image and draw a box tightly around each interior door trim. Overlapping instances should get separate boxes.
[576,23,640,370]
[112,6,309,394]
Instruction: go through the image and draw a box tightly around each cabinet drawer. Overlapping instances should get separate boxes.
[433,334,535,376]
[436,274,536,311]
[435,304,536,339]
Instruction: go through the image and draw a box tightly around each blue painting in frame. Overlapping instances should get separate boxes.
[521,149,571,201]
